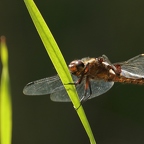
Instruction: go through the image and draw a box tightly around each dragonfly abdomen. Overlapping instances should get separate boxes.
[112,76,144,85]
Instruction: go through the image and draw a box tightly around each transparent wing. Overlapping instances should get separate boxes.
[50,79,114,102]
[23,74,114,102]
[115,54,144,78]
[23,75,64,95]
[89,80,114,99]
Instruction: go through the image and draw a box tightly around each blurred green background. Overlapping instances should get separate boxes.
[1,0,144,144]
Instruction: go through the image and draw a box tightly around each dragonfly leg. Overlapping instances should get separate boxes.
[66,73,84,86]
[80,76,92,103]
[66,63,92,110]
[75,80,92,110]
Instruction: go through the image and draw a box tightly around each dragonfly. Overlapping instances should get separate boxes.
[23,54,144,102]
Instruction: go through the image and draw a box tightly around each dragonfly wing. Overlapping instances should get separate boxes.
[50,78,114,102]
[89,80,114,99]
[23,75,64,95]
[23,74,114,102]
[102,55,113,65]
[50,75,80,102]
[50,86,70,102]
[119,54,144,78]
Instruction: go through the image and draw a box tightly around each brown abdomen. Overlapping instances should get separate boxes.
[111,76,144,85]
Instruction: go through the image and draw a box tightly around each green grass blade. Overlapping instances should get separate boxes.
[0,36,12,144]
[24,0,96,143]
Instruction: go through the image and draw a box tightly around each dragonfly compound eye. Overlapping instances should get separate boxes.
[69,60,84,76]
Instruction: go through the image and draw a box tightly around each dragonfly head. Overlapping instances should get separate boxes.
[69,60,85,76]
